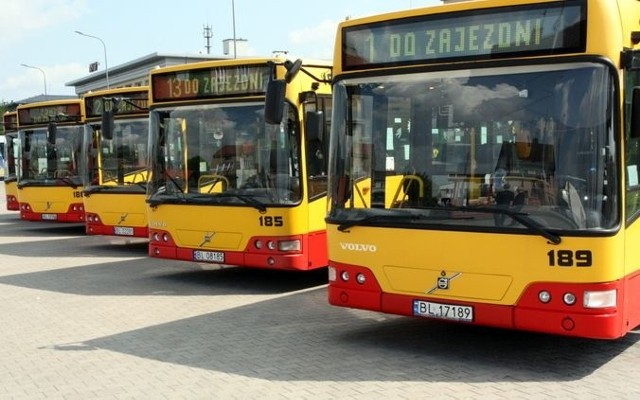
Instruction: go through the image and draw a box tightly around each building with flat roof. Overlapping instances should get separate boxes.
[65,52,225,96]
[14,94,77,104]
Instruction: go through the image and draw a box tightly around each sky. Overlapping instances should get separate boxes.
[0,0,442,103]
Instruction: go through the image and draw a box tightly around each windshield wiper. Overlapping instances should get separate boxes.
[147,191,267,211]
[146,188,188,207]
[153,162,186,203]
[336,206,561,245]
[165,175,184,195]
[146,176,186,207]
[84,183,146,196]
[17,180,39,188]
[125,181,148,191]
[457,206,561,245]
[210,193,267,212]
[337,210,435,232]
[55,177,80,189]
[84,185,113,195]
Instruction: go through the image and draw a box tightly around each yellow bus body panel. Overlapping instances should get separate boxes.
[5,181,19,203]
[83,193,148,227]
[19,186,82,213]
[328,224,625,305]
[149,203,312,250]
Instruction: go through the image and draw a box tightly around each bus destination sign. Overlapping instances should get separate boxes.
[18,103,82,126]
[152,65,270,102]
[85,90,149,118]
[343,0,585,69]
[3,113,17,130]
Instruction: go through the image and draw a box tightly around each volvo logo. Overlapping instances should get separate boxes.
[199,232,215,247]
[427,271,462,294]
[437,277,449,289]
[117,213,128,225]
[339,242,377,252]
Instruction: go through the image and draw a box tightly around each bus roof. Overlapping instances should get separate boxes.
[82,86,149,99]
[16,98,84,126]
[16,97,81,110]
[148,56,331,76]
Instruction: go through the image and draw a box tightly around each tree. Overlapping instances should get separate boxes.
[0,101,19,135]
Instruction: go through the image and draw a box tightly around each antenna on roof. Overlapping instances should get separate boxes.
[203,24,213,54]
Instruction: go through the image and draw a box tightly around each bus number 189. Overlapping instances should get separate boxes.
[547,250,592,267]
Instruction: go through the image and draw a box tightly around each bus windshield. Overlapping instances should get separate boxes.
[328,62,618,232]
[19,125,83,187]
[147,102,301,206]
[84,118,149,192]
[5,133,18,179]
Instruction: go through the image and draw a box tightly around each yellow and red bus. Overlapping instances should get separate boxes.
[82,87,150,237]
[327,0,640,339]
[16,99,85,222]
[3,111,19,211]
[147,57,332,270]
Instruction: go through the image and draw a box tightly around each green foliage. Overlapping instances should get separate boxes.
[0,101,19,134]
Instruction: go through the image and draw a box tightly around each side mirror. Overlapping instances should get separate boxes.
[47,122,57,145]
[101,110,114,140]
[305,111,324,142]
[284,59,303,83]
[264,79,286,125]
[631,87,640,139]
[336,175,351,206]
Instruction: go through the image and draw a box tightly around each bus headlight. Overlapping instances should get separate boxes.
[584,289,616,308]
[562,292,576,306]
[355,273,366,284]
[278,239,301,252]
[538,290,551,303]
[341,271,350,282]
[328,266,336,281]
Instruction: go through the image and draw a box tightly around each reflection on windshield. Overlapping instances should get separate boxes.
[329,63,618,232]
[4,134,17,179]
[83,118,149,192]
[147,103,301,206]
[18,126,83,186]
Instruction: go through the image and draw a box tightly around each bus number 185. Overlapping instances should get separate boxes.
[259,216,283,227]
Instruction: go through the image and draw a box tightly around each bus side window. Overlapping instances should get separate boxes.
[306,110,328,199]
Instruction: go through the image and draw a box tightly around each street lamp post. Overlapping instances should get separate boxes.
[74,30,110,89]
[20,63,47,98]
[231,0,237,58]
